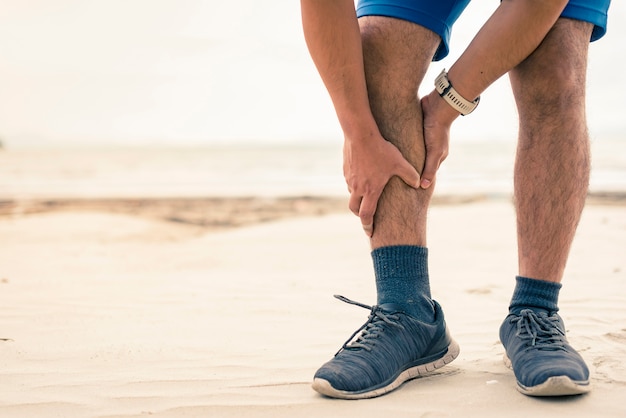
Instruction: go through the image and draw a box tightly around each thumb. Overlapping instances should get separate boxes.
[395,155,421,189]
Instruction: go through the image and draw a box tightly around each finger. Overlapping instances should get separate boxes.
[359,192,380,238]
[420,152,441,189]
[395,155,421,189]
[348,193,361,217]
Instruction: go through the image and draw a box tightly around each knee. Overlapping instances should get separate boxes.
[519,62,586,118]
[512,38,589,123]
[359,16,437,104]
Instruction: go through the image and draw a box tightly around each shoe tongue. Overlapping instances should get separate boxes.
[377,303,405,313]
[510,306,553,316]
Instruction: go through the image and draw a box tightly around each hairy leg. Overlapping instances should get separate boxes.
[359,17,440,249]
[510,18,593,283]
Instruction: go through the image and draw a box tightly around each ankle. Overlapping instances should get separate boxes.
[373,245,435,320]
[508,276,561,314]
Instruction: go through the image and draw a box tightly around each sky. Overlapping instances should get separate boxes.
[0,1,623,148]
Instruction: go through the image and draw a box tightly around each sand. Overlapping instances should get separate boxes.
[0,197,624,417]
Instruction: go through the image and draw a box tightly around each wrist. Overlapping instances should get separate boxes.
[424,90,461,125]
[339,112,381,143]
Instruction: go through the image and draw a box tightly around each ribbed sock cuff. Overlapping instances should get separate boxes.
[372,245,433,320]
[509,275,561,314]
[372,245,429,280]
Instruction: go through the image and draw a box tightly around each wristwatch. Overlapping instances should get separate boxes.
[434,69,480,116]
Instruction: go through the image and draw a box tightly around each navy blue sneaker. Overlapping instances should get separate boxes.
[500,309,590,396]
[312,295,459,399]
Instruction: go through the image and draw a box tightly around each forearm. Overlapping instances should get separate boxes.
[420,0,569,188]
[447,0,569,105]
[300,0,378,138]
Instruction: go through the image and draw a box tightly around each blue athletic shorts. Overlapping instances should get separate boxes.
[356,0,611,61]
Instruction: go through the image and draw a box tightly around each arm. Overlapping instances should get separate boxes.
[301,0,420,236]
[419,0,569,188]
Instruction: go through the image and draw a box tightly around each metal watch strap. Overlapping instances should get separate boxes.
[434,69,480,116]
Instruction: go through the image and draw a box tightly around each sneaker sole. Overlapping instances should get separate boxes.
[503,354,591,396]
[312,339,460,400]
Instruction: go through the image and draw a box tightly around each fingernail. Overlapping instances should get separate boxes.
[363,224,373,237]
[421,179,431,189]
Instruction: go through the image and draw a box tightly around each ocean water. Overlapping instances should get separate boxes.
[0,138,623,199]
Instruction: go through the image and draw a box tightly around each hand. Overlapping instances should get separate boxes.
[419,91,460,189]
[343,131,421,237]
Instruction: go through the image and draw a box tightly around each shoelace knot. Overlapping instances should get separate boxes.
[333,295,405,355]
[512,309,566,350]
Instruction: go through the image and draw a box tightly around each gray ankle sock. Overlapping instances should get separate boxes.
[372,245,435,320]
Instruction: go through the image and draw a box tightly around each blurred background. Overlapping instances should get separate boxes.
[0,0,624,201]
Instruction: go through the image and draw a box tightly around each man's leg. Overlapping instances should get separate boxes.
[500,18,594,396]
[512,18,592,284]
[360,18,441,321]
[312,17,459,399]
[360,17,436,249]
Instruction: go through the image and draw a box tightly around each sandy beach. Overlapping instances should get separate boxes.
[0,190,624,417]
[0,0,624,415]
